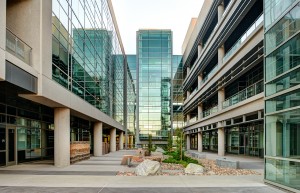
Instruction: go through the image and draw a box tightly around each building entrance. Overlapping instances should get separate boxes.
[0,125,6,166]
[7,126,16,165]
[239,133,249,155]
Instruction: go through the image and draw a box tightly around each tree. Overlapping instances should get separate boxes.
[167,131,173,151]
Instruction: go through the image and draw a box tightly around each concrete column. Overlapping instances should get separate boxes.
[110,128,116,152]
[187,114,191,125]
[186,134,190,150]
[218,88,225,111]
[218,127,225,156]
[218,45,225,66]
[198,73,203,87]
[242,115,246,122]
[0,0,6,80]
[198,43,203,56]
[119,132,124,150]
[198,132,203,152]
[94,122,103,156]
[187,91,191,98]
[54,108,70,167]
[258,110,262,119]
[198,104,203,119]
[218,1,224,22]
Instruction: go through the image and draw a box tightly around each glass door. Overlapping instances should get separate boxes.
[7,126,16,165]
[0,125,6,166]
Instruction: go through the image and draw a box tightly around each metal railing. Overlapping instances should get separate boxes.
[223,80,264,109]
[203,105,218,118]
[189,87,198,98]
[189,116,198,124]
[223,14,263,63]
[6,28,32,65]
[200,64,219,86]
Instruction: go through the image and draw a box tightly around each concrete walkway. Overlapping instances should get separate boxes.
[187,150,264,173]
[0,150,286,193]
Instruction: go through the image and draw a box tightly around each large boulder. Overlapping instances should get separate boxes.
[135,159,161,176]
[184,163,204,175]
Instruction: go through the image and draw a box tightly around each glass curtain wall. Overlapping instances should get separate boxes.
[202,130,218,152]
[226,123,264,157]
[52,0,125,123]
[0,87,54,163]
[137,30,172,141]
[264,0,300,190]
[172,56,184,131]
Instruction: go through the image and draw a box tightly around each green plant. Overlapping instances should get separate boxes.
[167,131,173,152]
[148,134,152,155]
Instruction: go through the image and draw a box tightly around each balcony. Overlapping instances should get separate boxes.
[200,64,219,86]
[189,116,198,124]
[6,28,32,65]
[189,87,198,98]
[223,14,263,63]
[203,105,218,118]
[223,80,264,109]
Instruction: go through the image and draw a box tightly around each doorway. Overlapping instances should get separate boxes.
[0,125,5,166]
[239,133,249,155]
[6,126,16,166]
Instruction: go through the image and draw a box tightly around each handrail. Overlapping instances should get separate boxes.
[223,80,264,109]
[200,64,219,86]
[6,28,32,65]
[203,105,218,118]
[223,14,263,63]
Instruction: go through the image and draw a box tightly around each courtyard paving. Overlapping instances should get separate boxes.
[0,150,287,193]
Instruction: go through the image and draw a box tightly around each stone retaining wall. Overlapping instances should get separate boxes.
[70,141,90,164]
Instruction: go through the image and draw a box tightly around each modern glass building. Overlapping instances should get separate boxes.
[0,0,130,167]
[264,0,300,191]
[136,30,173,145]
[172,55,184,132]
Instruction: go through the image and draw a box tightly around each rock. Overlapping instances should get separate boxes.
[135,159,161,176]
[184,163,204,175]
[155,147,165,153]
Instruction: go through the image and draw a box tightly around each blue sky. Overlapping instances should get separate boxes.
[111,0,204,55]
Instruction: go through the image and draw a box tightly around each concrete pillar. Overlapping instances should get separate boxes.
[218,127,225,156]
[218,1,224,22]
[198,104,203,119]
[187,66,191,75]
[0,0,6,80]
[198,43,203,56]
[187,114,191,125]
[94,122,103,156]
[110,128,116,152]
[54,108,70,167]
[218,88,225,111]
[198,132,203,152]
[186,134,190,150]
[119,132,124,150]
[258,110,262,119]
[198,73,203,87]
[218,45,225,66]
[187,90,191,98]
[242,115,246,122]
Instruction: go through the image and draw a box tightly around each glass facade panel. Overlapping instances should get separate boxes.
[266,67,300,96]
[264,0,296,29]
[52,0,126,123]
[265,109,300,158]
[265,3,300,55]
[137,30,172,141]
[265,34,300,82]
[265,2,300,190]
[266,158,300,190]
